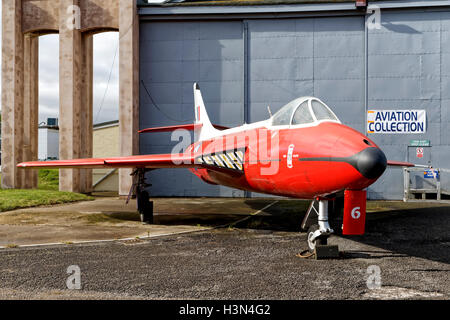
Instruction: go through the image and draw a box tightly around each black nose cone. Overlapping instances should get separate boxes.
[355,147,387,179]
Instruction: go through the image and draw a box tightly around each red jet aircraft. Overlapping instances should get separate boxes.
[18,83,413,251]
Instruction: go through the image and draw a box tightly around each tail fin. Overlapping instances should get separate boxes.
[194,83,218,141]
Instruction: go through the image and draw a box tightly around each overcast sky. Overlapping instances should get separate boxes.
[38,33,119,125]
[0,4,120,125]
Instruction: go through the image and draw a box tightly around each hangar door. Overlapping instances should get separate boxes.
[139,17,365,197]
[246,17,365,197]
[247,17,365,129]
[140,21,246,196]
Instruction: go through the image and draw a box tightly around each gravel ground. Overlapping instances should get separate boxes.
[0,201,448,300]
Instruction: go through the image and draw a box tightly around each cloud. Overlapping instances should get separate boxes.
[37,32,119,124]
[38,34,60,123]
[92,32,119,124]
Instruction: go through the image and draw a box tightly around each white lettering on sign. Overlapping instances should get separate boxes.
[287,144,294,169]
[367,110,426,134]
[351,207,361,219]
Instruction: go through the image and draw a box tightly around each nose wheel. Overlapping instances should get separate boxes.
[306,224,329,253]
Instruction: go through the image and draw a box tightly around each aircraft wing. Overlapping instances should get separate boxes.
[17,153,200,169]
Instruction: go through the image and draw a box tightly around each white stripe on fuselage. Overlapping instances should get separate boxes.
[199,118,340,142]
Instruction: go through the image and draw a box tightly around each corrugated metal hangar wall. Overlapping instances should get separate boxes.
[139,4,450,200]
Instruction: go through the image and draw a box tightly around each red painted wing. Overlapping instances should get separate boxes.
[17,153,200,169]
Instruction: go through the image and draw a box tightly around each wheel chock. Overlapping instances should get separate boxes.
[314,245,339,259]
[140,200,154,224]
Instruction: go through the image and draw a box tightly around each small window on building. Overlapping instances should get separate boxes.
[292,101,314,125]
[311,100,338,121]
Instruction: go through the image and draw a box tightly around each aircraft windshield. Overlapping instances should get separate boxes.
[311,100,338,121]
[292,101,314,125]
[271,98,302,126]
[271,98,339,126]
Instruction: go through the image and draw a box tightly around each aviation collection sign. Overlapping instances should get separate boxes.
[367,110,426,134]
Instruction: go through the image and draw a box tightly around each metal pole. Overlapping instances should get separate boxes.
[403,167,410,202]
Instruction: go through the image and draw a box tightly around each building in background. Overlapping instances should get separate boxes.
[92,120,119,193]
[3,0,450,200]
[36,119,119,193]
[38,119,59,161]
[138,0,450,200]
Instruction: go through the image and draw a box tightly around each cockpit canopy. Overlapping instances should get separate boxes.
[272,97,340,126]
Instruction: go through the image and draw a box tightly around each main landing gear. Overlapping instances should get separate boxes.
[127,168,153,224]
[301,198,341,259]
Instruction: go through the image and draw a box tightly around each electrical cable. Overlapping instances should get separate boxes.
[140,80,191,123]
[94,39,118,124]
[93,18,137,124]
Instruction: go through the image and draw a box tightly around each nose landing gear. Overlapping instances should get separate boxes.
[301,198,340,259]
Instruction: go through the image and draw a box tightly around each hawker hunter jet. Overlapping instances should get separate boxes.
[18,83,413,251]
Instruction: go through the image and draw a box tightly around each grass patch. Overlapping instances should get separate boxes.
[0,169,93,212]
[0,189,93,212]
[38,169,59,191]
[78,212,140,224]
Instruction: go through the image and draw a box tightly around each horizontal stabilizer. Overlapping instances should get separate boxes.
[139,124,202,134]
[139,123,229,134]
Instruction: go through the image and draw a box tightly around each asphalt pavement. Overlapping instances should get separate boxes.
[0,199,448,299]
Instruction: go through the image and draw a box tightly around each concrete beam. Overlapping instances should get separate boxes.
[22,34,39,189]
[119,0,139,196]
[80,34,93,193]
[59,0,82,192]
[1,0,25,189]
[1,0,123,193]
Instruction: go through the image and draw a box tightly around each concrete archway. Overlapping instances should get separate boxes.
[1,0,139,195]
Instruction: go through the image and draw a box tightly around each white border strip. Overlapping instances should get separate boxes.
[0,227,211,249]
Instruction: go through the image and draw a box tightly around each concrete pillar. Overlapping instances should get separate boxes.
[1,0,25,189]
[59,0,82,192]
[58,2,93,194]
[79,34,93,193]
[118,0,139,196]
[22,34,39,189]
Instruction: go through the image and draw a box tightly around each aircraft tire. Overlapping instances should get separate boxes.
[307,224,328,253]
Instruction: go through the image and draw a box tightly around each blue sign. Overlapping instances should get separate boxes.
[424,170,439,179]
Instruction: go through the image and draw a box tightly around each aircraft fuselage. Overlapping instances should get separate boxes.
[188,121,387,199]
